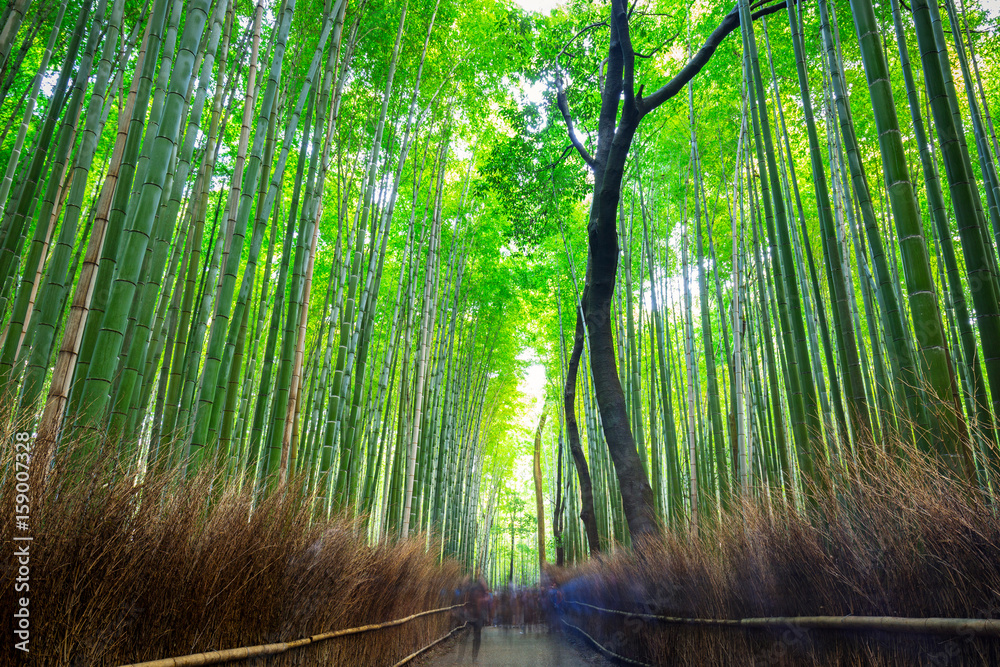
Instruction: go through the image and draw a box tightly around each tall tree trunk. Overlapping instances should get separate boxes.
[532,406,547,567]
[563,299,601,554]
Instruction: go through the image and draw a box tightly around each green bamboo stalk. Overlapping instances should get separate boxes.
[741,11,818,483]
[910,0,1000,473]
[0,0,34,75]
[818,0,922,446]
[0,0,89,361]
[188,0,311,468]
[6,0,113,417]
[108,0,230,441]
[0,2,65,216]
[69,0,170,420]
[34,11,157,456]
[846,0,959,453]
[783,1,871,450]
[889,0,996,460]
[75,0,212,443]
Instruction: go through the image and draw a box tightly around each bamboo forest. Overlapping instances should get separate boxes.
[3,0,1000,662]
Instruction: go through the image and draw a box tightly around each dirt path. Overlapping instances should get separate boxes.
[417,625,613,667]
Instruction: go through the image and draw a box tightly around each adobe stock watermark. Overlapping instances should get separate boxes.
[12,430,34,653]
[922,599,1000,667]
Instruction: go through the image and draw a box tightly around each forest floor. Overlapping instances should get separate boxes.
[416,624,613,666]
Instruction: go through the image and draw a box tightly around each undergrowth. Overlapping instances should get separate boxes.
[0,438,461,666]
[555,443,1000,666]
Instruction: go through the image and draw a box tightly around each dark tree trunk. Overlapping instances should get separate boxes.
[553,429,565,567]
[586,116,660,539]
[575,1,659,540]
[509,511,515,583]
[532,408,548,567]
[564,297,602,554]
[556,0,794,542]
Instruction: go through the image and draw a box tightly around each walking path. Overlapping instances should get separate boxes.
[418,625,612,666]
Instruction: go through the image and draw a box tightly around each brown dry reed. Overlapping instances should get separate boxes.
[554,438,1000,666]
[0,433,462,666]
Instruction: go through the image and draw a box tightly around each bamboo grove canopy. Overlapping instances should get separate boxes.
[1,0,1000,571]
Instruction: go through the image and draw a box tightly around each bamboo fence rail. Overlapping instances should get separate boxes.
[117,603,467,667]
[390,621,469,667]
[561,618,654,667]
[565,600,1000,637]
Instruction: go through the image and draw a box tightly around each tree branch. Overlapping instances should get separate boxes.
[611,0,636,110]
[597,13,625,160]
[634,30,682,58]
[540,143,576,171]
[555,75,597,169]
[556,20,608,63]
[639,0,794,114]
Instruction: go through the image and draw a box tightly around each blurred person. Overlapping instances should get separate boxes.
[518,587,528,633]
[545,581,563,634]
[513,586,523,632]
[464,578,489,662]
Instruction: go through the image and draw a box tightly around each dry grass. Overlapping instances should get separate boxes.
[554,444,1000,666]
[0,438,462,666]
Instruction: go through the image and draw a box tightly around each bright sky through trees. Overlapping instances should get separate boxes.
[514,0,564,14]
[517,350,547,428]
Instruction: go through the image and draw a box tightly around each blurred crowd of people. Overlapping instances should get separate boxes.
[490,584,562,631]
[450,578,565,661]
